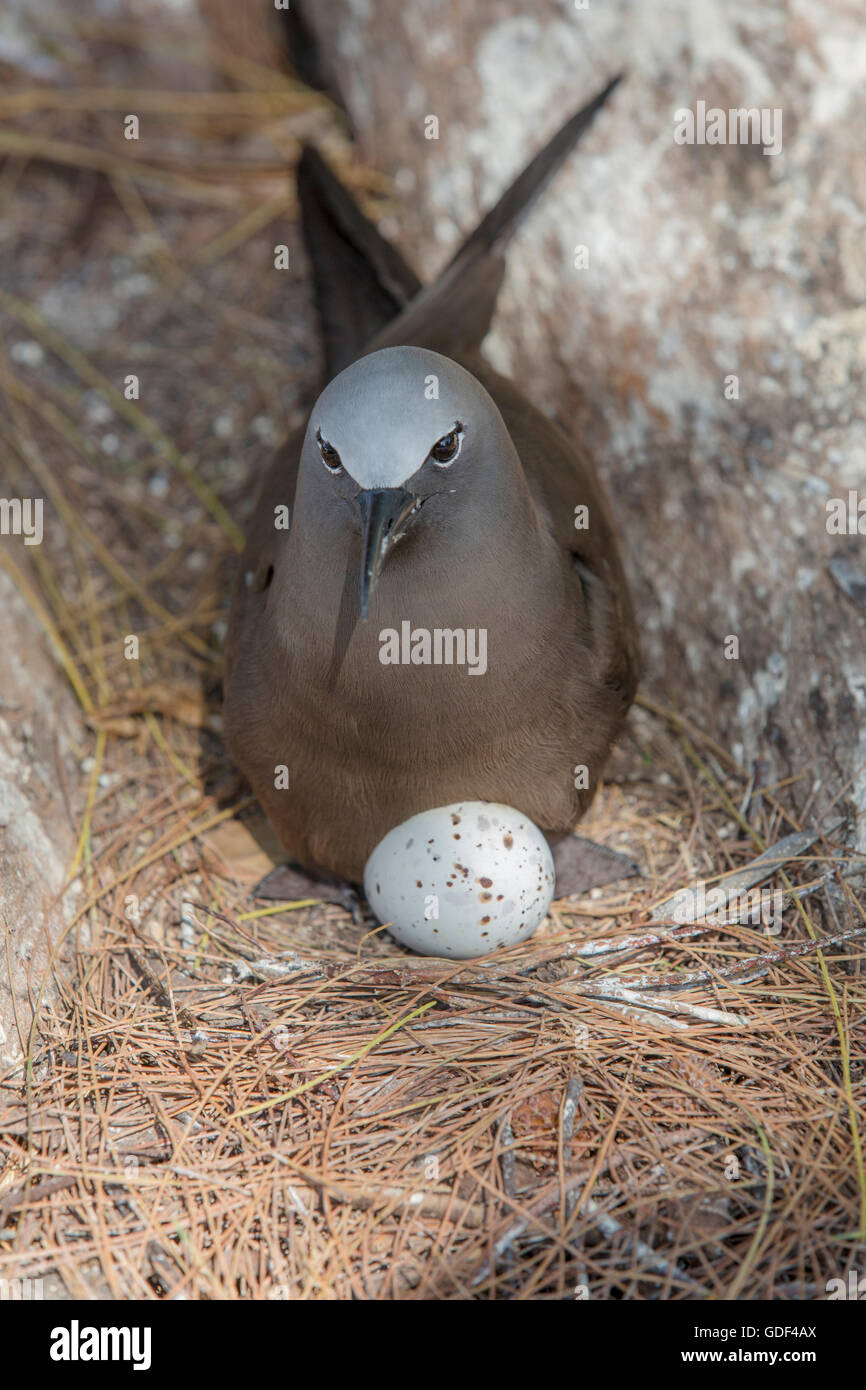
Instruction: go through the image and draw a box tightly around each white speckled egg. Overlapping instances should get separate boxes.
[363,802,556,959]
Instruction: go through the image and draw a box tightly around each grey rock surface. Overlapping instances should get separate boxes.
[0,565,80,1077]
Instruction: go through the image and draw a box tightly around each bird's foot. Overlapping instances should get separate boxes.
[252,862,365,924]
[548,834,639,899]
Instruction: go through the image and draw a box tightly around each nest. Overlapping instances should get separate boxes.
[0,2,864,1300]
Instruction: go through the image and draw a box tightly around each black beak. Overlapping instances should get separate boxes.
[357,487,421,620]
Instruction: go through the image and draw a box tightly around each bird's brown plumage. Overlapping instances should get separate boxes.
[224,80,638,883]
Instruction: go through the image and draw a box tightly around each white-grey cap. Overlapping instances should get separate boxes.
[307,345,491,490]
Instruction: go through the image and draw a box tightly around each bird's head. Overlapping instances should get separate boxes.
[300,345,511,619]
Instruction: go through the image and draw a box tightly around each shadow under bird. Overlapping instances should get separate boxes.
[224,77,640,909]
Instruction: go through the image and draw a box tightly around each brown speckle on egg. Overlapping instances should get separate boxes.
[503,834,514,849]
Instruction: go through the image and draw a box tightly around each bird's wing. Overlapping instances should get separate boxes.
[474,358,639,710]
[371,76,622,359]
[223,426,305,686]
[297,146,423,377]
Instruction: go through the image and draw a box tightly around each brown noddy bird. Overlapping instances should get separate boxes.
[224,77,640,908]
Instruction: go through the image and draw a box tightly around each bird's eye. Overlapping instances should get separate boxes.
[430,422,464,467]
[316,429,342,472]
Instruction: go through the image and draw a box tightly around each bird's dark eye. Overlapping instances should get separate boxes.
[316,429,342,471]
[430,422,463,466]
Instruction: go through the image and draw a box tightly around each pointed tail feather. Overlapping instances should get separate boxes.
[371,74,624,358]
[446,74,622,268]
[297,145,423,377]
[298,75,623,370]
[273,0,350,122]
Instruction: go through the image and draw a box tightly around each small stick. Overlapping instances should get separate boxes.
[566,983,747,1028]
[651,819,845,922]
